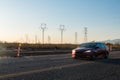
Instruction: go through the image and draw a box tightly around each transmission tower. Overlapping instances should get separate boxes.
[48,36,51,44]
[25,34,29,43]
[84,27,87,42]
[40,23,47,44]
[75,32,78,44]
[59,25,65,44]
[35,35,38,44]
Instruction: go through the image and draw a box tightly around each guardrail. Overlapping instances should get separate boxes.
[0,50,72,57]
[0,48,120,57]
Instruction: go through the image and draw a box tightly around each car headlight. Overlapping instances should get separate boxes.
[85,50,91,52]
[72,50,76,54]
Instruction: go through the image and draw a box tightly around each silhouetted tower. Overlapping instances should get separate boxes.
[40,23,47,44]
[25,34,29,43]
[59,25,65,44]
[75,32,78,44]
[84,27,87,42]
[35,35,38,44]
[48,36,51,44]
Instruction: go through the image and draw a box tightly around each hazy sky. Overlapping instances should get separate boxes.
[0,0,120,44]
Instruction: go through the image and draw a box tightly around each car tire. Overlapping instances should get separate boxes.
[90,53,96,60]
[104,52,109,59]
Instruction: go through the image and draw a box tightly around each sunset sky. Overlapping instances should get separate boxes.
[0,0,120,44]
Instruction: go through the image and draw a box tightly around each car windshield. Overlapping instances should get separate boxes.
[80,43,97,48]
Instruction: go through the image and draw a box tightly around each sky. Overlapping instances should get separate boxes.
[0,0,120,44]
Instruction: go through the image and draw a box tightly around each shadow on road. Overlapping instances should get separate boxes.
[95,58,120,65]
[74,57,120,66]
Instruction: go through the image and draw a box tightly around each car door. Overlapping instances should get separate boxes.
[99,43,106,56]
[95,43,104,56]
[102,44,108,55]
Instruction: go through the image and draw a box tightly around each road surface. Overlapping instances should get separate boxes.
[0,51,120,80]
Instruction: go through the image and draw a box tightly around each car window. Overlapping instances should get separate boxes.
[96,43,103,49]
[104,44,109,50]
[80,43,97,48]
[97,43,106,49]
[101,44,106,49]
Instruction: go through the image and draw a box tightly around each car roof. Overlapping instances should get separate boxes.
[81,42,104,44]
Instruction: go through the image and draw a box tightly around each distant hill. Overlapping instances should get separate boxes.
[103,39,120,44]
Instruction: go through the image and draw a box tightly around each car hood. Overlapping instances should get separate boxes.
[73,47,93,52]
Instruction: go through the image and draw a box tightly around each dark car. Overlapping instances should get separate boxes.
[72,42,109,60]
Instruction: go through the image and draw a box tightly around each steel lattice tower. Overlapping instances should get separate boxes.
[84,27,87,42]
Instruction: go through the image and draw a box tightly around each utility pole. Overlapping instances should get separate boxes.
[84,27,87,43]
[40,23,47,44]
[59,25,65,44]
[75,32,78,44]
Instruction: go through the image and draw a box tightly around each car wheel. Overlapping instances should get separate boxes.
[90,54,96,60]
[104,52,109,59]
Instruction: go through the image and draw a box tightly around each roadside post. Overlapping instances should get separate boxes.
[17,43,22,57]
[109,44,112,52]
[107,43,112,52]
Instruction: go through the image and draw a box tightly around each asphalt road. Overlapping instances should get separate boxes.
[0,51,120,80]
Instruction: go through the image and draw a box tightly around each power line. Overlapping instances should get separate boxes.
[40,23,47,44]
[59,25,65,44]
